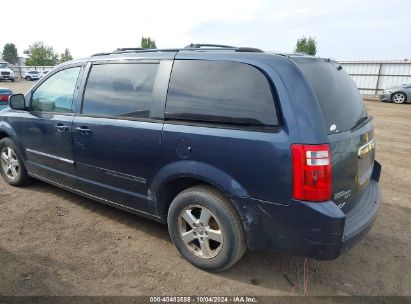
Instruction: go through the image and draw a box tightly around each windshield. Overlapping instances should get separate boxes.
[0,63,8,68]
[294,57,367,134]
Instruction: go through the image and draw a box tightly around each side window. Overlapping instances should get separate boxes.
[165,60,278,126]
[82,63,159,119]
[31,67,81,113]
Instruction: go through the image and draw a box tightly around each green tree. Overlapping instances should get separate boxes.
[60,48,73,63]
[295,36,317,55]
[2,43,19,65]
[140,36,157,49]
[25,42,59,66]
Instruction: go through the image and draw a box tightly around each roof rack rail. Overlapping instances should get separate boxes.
[236,47,264,53]
[184,43,264,53]
[91,48,179,57]
[115,47,145,52]
[184,43,236,49]
[91,44,264,57]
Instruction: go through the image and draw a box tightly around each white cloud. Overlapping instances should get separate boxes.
[0,0,409,60]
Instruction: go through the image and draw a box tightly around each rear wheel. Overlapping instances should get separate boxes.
[392,92,407,104]
[0,138,31,186]
[168,185,246,272]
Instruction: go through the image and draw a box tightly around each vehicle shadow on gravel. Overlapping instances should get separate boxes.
[23,180,171,242]
[15,181,411,296]
[216,205,411,296]
[20,181,311,294]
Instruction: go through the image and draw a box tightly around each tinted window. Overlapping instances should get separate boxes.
[294,58,367,134]
[82,63,158,118]
[165,60,277,126]
[31,67,80,113]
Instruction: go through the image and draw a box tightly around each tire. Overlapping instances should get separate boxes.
[0,138,32,186]
[25,76,31,81]
[168,185,246,272]
[392,92,407,104]
[10,78,15,82]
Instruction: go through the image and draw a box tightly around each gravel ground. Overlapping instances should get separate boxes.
[0,80,410,296]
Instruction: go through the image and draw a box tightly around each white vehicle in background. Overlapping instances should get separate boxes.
[0,62,15,82]
[23,70,41,81]
[39,70,50,78]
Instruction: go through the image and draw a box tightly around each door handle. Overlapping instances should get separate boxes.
[55,124,69,132]
[75,126,92,135]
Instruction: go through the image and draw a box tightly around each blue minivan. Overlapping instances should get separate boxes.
[0,45,381,271]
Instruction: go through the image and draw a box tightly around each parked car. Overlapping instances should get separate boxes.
[23,71,41,81]
[0,62,15,82]
[0,87,13,109]
[378,83,411,104]
[0,45,382,271]
[39,70,50,78]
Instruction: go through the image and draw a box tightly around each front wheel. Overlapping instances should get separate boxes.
[168,185,246,272]
[0,138,32,186]
[25,76,31,81]
[392,92,407,104]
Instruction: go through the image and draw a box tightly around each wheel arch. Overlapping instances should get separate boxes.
[0,124,26,161]
[0,130,9,141]
[149,161,249,219]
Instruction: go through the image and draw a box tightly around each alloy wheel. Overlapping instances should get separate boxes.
[178,205,224,259]
[0,147,20,180]
[393,93,406,104]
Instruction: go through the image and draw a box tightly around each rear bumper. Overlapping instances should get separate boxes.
[234,162,382,260]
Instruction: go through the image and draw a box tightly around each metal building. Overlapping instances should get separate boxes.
[339,60,411,95]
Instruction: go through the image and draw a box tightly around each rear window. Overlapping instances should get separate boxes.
[295,58,367,134]
[165,60,278,126]
[82,63,158,118]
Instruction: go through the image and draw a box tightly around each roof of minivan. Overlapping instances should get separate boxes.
[56,47,325,68]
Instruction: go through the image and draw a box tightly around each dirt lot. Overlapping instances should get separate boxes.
[0,80,410,296]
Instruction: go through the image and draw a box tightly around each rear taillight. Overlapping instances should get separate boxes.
[291,144,332,202]
[0,95,9,102]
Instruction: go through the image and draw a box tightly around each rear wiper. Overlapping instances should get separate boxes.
[351,116,373,132]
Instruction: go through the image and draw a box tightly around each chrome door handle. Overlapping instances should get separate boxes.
[75,126,92,135]
[55,124,69,132]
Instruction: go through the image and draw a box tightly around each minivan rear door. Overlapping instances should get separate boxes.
[72,59,174,213]
[294,58,375,213]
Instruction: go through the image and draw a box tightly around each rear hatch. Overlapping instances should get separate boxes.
[294,57,375,214]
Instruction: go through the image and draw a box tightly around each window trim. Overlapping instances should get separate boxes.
[29,64,84,114]
[163,118,282,133]
[73,113,163,124]
[164,59,281,130]
[79,60,166,121]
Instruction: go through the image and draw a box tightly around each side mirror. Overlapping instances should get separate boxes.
[9,94,26,110]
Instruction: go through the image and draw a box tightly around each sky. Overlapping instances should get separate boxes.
[1,0,410,61]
